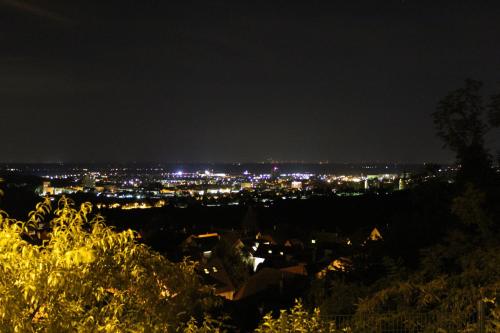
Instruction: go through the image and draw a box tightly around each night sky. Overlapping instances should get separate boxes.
[1,0,500,163]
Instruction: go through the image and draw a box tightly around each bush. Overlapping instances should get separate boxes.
[0,197,221,332]
[255,300,347,333]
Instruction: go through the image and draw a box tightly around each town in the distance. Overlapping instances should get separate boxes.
[2,162,444,209]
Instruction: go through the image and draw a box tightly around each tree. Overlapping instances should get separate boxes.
[487,90,500,127]
[0,197,222,332]
[354,233,500,332]
[451,183,492,235]
[488,299,500,332]
[432,79,497,184]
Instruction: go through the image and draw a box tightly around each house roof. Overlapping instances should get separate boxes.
[234,268,285,300]
[183,233,220,252]
[220,231,243,249]
[197,257,235,294]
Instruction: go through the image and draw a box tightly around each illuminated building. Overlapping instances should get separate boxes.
[399,178,406,190]
[81,174,96,189]
[240,182,253,190]
[42,181,54,195]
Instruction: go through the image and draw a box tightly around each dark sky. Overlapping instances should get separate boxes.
[1,0,500,163]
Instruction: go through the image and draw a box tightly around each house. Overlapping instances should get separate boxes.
[279,263,307,276]
[234,268,287,300]
[255,232,277,245]
[220,231,245,251]
[316,257,353,278]
[234,267,307,301]
[197,257,236,300]
[349,226,384,246]
[368,227,383,241]
[182,233,220,259]
[284,238,304,250]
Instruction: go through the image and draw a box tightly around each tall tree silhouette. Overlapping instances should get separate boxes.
[433,79,495,185]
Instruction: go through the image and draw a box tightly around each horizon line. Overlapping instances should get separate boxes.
[0,160,454,165]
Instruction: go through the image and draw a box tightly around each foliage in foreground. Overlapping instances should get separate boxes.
[255,300,348,333]
[0,197,221,332]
